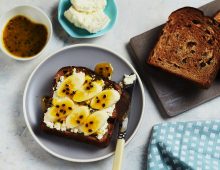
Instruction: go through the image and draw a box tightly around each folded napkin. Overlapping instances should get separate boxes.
[147,121,220,170]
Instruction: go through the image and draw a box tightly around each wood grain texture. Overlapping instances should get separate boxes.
[129,1,220,117]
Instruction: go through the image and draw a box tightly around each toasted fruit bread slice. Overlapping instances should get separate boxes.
[147,7,220,88]
[41,66,122,147]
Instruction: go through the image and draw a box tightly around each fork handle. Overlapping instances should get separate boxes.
[112,138,125,170]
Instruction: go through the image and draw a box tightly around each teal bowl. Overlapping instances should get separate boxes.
[58,0,117,38]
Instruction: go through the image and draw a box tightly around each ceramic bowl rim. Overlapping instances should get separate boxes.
[0,5,53,61]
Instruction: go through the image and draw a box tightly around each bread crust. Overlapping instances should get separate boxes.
[147,7,220,88]
[41,66,122,147]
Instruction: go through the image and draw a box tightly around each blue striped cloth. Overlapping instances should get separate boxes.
[147,121,220,170]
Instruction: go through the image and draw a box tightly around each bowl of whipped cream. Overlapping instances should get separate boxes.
[58,0,117,38]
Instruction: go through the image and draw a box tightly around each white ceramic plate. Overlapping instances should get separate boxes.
[23,44,145,162]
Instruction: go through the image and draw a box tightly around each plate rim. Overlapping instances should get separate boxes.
[23,44,145,162]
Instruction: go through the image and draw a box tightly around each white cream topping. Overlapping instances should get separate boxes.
[56,76,65,89]
[71,0,107,13]
[96,122,108,139]
[123,74,137,85]
[72,128,79,133]
[44,121,67,132]
[54,122,61,131]
[61,122,67,131]
[101,104,115,117]
[45,121,54,129]
[64,6,110,33]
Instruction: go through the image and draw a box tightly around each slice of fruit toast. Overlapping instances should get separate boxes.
[41,66,122,147]
[147,7,220,88]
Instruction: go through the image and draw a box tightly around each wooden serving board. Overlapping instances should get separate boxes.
[129,0,220,117]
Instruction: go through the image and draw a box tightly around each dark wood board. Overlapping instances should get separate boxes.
[129,0,220,117]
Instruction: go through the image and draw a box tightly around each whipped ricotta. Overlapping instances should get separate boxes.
[54,122,62,131]
[57,76,65,88]
[96,122,108,139]
[71,0,107,13]
[123,74,137,85]
[44,118,80,133]
[101,104,115,117]
[61,122,67,131]
[64,6,110,33]
[45,121,54,129]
